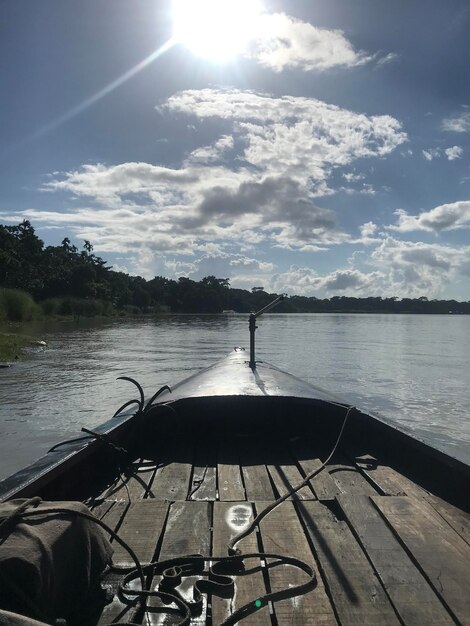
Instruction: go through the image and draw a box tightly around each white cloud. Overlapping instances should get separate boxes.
[445,146,463,161]
[172,252,274,284]
[342,172,365,182]
[422,146,464,162]
[1,89,413,292]
[320,268,383,291]
[32,89,407,256]
[44,162,202,203]
[247,13,372,72]
[340,183,376,196]
[389,201,470,233]
[422,148,440,161]
[189,176,341,245]
[187,135,234,164]
[360,221,378,238]
[442,111,470,133]
[270,266,321,295]
[268,238,470,298]
[166,89,407,182]
[371,238,470,297]
[270,266,384,296]
[375,52,399,67]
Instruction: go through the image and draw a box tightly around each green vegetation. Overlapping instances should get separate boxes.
[0,288,42,322]
[0,332,37,361]
[1,220,469,320]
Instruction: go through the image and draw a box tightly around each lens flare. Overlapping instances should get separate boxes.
[172,0,264,62]
[26,38,175,144]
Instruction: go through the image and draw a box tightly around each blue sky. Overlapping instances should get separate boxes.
[1,0,469,298]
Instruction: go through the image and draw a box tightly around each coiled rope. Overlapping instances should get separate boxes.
[0,500,316,626]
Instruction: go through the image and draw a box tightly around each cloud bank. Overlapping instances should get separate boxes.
[4,89,468,298]
[389,201,470,233]
[40,89,406,257]
[442,111,470,133]
[247,13,373,72]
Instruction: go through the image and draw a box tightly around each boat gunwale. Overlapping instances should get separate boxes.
[0,407,137,502]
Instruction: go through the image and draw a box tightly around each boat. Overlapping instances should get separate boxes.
[0,298,469,626]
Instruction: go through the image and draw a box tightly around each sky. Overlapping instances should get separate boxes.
[1,0,470,299]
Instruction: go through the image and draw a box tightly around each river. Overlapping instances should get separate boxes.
[0,313,469,480]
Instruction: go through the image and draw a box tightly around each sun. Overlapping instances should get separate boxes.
[172,0,264,62]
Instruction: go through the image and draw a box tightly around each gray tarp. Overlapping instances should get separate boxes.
[0,499,113,625]
[0,609,50,626]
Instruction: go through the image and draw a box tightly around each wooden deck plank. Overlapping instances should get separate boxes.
[91,458,154,502]
[425,494,470,546]
[103,466,156,501]
[189,464,217,500]
[327,454,378,497]
[148,501,211,625]
[212,502,270,626]
[239,439,275,501]
[267,462,314,500]
[373,495,470,626]
[97,502,136,625]
[266,440,314,500]
[97,500,167,624]
[98,572,139,626]
[159,500,211,558]
[349,452,429,499]
[338,495,455,625]
[189,441,217,501]
[90,499,114,519]
[258,500,338,625]
[93,478,123,503]
[290,438,341,500]
[218,438,246,501]
[97,501,167,625]
[110,500,169,566]
[298,500,401,626]
[151,445,193,501]
[100,500,129,533]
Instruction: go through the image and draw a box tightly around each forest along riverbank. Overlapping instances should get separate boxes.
[0,314,469,480]
[2,222,470,321]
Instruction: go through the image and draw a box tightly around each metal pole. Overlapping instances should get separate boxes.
[249,313,257,369]
[248,294,286,369]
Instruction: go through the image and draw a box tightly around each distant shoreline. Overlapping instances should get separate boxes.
[2,221,469,319]
[2,309,468,362]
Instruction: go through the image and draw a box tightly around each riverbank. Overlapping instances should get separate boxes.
[0,332,40,362]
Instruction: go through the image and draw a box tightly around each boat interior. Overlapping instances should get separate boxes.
[3,393,468,626]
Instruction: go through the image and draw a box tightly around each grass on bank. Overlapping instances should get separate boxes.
[0,288,41,322]
[0,332,38,362]
[0,288,112,321]
[0,288,169,324]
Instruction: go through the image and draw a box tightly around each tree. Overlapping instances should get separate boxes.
[83,240,93,254]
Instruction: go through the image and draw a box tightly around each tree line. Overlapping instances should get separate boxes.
[1,220,469,318]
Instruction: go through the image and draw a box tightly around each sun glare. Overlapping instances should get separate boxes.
[172,0,263,62]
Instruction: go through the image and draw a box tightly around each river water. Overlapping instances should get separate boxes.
[0,314,469,479]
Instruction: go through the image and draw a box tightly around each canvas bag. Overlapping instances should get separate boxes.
[0,499,113,625]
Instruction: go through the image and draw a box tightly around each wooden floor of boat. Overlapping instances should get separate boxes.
[89,433,470,626]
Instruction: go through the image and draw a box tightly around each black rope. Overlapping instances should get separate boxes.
[114,552,316,626]
[1,500,316,626]
[48,428,129,456]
